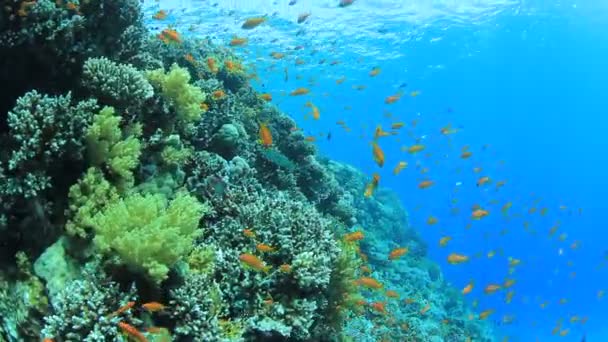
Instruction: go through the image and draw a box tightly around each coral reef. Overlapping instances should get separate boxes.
[0,0,495,341]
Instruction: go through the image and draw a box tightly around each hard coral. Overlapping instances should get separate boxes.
[91,191,207,284]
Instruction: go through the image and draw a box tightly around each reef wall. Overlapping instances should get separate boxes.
[0,1,493,341]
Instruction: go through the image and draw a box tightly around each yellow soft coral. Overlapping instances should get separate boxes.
[91,191,207,284]
[147,63,206,123]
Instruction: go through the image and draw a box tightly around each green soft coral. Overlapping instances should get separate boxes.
[147,63,205,123]
[65,167,120,238]
[86,106,142,188]
[91,191,207,284]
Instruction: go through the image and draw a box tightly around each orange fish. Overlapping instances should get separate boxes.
[477,176,491,187]
[439,236,452,247]
[118,322,147,342]
[462,281,474,295]
[370,301,387,314]
[279,264,292,273]
[388,247,408,260]
[447,253,469,264]
[336,76,346,84]
[305,101,320,120]
[405,144,425,154]
[391,122,405,129]
[158,28,181,44]
[385,290,399,298]
[212,90,226,99]
[371,142,385,167]
[230,36,248,46]
[141,302,167,312]
[479,309,495,320]
[484,284,501,294]
[207,57,218,73]
[461,151,473,159]
[364,173,380,197]
[241,17,266,29]
[270,51,285,59]
[369,67,381,76]
[427,216,438,225]
[344,231,364,242]
[108,301,135,317]
[420,303,431,315]
[259,123,272,147]
[355,276,383,289]
[290,87,310,96]
[385,93,402,104]
[260,93,272,102]
[243,228,256,238]
[472,209,489,219]
[153,10,168,20]
[239,253,271,272]
[393,161,407,175]
[418,180,434,189]
[256,243,277,253]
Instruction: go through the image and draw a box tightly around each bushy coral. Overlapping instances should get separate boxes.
[40,262,139,341]
[65,167,120,238]
[147,63,206,124]
[90,191,207,284]
[4,90,97,198]
[82,57,153,110]
[86,106,142,188]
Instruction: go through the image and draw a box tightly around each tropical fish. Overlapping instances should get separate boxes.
[393,161,407,175]
[290,87,310,96]
[239,253,271,272]
[355,276,383,289]
[371,142,385,167]
[141,302,167,312]
[439,236,452,247]
[256,243,277,253]
[118,322,147,342]
[447,253,469,264]
[388,247,408,260]
[242,17,266,29]
[258,123,273,147]
[369,67,381,77]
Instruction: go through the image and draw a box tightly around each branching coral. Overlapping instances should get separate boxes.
[40,262,139,341]
[90,191,207,284]
[82,57,153,111]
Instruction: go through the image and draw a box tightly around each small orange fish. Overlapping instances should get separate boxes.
[472,209,489,219]
[212,89,225,99]
[385,93,402,104]
[420,303,431,315]
[385,290,399,298]
[305,101,320,120]
[410,90,421,97]
[153,10,168,20]
[207,57,218,73]
[439,236,452,247]
[369,67,381,77]
[279,264,292,273]
[388,247,408,260]
[418,180,434,189]
[158,28,181,44]
[256,243,277,253]
[462,281,474,295]
[200,103,209,112]
[461,151,473,159]
[243,228,256,238]
[427,216,438,225]
[355,276,383,289]
[360,265,372,274]
[484,284,501,294]
[336,76,346,84]
[344,231,364,242]
[447,253,469,264]
[142,302,167,312]
[118,322,147,342]
[393,161,407,175]
[479,309,495,320]
[270,51,285,59]
[391,122,405,129]
[230,36,248,46]
[259,123,272,148]
[364,173,380,197]
[371,142,385,167]
[108,301,135,317]
[405,144,425,154]
[260,93,272,102]
[290,87,310,96]
[477,176,491,187]
[242,17,266,29]
[370,301,387,314]
[239,253,271,272]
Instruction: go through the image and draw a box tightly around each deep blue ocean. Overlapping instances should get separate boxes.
[145,1,608,340]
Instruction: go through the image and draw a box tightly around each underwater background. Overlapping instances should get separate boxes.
[0,0,606,341]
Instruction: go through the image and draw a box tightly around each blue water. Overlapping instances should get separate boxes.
[146,0,608,340]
